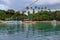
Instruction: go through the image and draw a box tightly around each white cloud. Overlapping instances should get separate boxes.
[32,0,60,5]
[0,0,60,10]
[0,4,9,10]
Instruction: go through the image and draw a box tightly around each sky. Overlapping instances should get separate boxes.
[0,0,60,11]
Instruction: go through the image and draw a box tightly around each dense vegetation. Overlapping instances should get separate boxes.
[0,6,60,21]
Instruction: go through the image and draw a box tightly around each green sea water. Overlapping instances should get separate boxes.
[0,21,60,40]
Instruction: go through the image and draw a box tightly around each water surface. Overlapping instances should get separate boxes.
[0,21,60,40]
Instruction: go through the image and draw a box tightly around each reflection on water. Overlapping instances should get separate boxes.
[0,21,60,40]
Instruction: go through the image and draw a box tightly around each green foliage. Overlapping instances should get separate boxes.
[56,11,60,20]
[0,9,59,21]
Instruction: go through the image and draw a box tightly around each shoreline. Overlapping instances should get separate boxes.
[22,21,56,24]
[0,20,60,24]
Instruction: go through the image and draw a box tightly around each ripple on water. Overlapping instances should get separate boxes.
[0,22,60,40]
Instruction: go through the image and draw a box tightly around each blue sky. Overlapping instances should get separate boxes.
[0,0,60,10]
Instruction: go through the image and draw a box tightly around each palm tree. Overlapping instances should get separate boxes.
[35,6,38,9]
[28,11,30,15]
[44,6,47,11]
[41,7,43,12]
[32,9,35,14]
[30,7,35,14]
[38,7,40,12]
[26,6,30,15]
[35,6,38,13]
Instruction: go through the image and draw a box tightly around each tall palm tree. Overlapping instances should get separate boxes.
[35,6,38,9]
[35,6,38,13]
[38,7,40,12]
[26,6,30,15]
[28,11,30,15]
[41,7,43,12]
[44,6,47,11]
[30,7,35,14]
[33,9,35,14]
